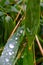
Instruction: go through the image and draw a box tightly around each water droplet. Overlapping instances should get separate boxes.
[9,52,12,55]
[5,58,9,62]
[12,52,14,54]
[15,37,18,40]
[20,30,23,34]
[9,44,14,49]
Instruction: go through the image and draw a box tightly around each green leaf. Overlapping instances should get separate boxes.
[23,45,34,65]
[0,0,6,6]
[4,15,16,43]
[25,0,40,36]
[25,0,40,52]
[25,0,40,65]
[0,25,25,65]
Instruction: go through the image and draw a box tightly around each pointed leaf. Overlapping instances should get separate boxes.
[0,25,25,65]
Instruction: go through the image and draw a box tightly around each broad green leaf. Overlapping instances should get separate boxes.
[25,0,40,65]
[0,25,25,65]
[25,0,40,38]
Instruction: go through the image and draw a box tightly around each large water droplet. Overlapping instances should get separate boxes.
[9,44,14,49]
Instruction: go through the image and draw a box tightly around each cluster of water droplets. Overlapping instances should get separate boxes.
[0,26,24,65]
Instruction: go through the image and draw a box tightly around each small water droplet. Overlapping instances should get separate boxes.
[5,58,9,62]
[12,52,14,54]
[9,44,14,49]
[9,52,12,55]
[20,30,23,34]
[15,37,18,40]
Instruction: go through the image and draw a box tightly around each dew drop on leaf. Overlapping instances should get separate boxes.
[5,58,9,62]
[9,44,14,49]
[20,29,23,34]
[15,37,18,40]
[9,52,12,55]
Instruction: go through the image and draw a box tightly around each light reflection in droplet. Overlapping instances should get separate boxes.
[15,37,18,40]
[5,58,9,62]
[9,52,12,55]
[9,44,14,49]
[20,30,23,34]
